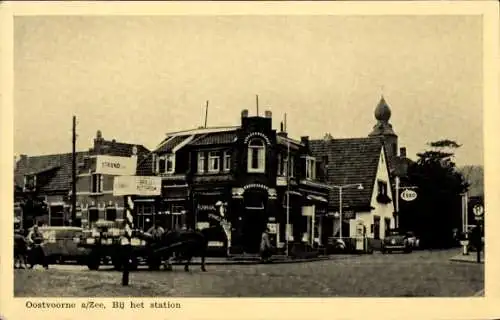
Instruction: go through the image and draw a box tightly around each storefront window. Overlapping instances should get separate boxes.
[106,208,117,221]
[50,206,65,226]
[88,208,99,225]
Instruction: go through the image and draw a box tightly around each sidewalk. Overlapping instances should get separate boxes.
[450,251,484,264]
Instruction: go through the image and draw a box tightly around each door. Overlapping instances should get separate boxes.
[242,190,267,253]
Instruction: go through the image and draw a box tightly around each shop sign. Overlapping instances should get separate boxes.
[95,155,137,176]
[198,204,216,211]
[401,189,417,202]
[302,206,314,217]
[113,176,162,196]
[267,223,277,234]
[473,204,484,217]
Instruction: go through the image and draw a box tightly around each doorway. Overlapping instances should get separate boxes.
[242,190,268,253]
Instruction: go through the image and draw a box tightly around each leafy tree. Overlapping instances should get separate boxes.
[404,140,469,248]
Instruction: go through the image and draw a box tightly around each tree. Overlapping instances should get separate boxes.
[405,140,469,248]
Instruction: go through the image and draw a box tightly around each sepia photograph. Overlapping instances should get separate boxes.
[1,1,499,319]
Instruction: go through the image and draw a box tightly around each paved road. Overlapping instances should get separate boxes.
[15,249,483,297]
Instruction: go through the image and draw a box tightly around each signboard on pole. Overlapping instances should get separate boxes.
[401,189,417,202]
[113,176,162,196]
[96,155,137,176]
[473,204,484,221]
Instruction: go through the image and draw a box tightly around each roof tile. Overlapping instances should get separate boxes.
[309,137,384,209]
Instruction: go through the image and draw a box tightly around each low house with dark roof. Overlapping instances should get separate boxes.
[15,152,88,228]
[136,110,331,254]
[310,136,395,243]
[14,130,149,228]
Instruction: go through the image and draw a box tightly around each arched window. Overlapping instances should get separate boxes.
[247,138,266,173]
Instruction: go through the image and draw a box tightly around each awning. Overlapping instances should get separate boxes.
[306,195,328,203]
[135,199,156,203]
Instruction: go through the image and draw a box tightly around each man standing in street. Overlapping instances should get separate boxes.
[27,224,49,269]
[14,220,28,269]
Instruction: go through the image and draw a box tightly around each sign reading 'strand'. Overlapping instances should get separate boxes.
[95,155,137,176]
[113,176,162,196]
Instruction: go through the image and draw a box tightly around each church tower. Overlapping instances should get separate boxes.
[369,95,398,160]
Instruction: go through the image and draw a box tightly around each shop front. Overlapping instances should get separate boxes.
[193,188,230,249]
[229,184,278,253]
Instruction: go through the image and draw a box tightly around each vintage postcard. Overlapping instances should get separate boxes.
[1,1,499,320]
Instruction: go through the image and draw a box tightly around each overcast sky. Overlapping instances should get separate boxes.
[14,15,483,166]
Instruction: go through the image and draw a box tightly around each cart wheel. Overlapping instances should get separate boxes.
[87,251,100,270]
[112,256,123,271]
[129,256,139,271]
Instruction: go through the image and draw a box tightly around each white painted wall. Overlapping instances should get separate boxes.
[355,147,395,239]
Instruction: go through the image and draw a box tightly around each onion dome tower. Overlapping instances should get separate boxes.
[369,95,398,159]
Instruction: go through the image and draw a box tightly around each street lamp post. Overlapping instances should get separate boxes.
[331,183,364,240]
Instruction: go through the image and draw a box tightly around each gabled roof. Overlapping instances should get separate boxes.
[14,152,89,192]
[309,137,385,209]
[155,135,192,154]
[277,135,303,150]
[165,126,239,137]
[94,140,150,158]
[189,131,238,146]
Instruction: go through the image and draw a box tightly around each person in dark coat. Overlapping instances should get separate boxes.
[260,228,273,263]
[27,225,49,269]
[14,222,27,269]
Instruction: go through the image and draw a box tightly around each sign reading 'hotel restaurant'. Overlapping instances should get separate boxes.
[95,155,137,176]
[113,176,162,196]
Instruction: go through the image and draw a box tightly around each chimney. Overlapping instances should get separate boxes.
[400,147,407,158]
[241,109,249,118]
[264,110,272,119]
[94,130,104,154]
[280,122,284,132]
[301,136,309,148]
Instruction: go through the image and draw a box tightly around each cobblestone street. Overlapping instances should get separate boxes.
[14,249,483,297]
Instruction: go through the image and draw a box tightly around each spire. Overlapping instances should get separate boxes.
[369,95,396,137]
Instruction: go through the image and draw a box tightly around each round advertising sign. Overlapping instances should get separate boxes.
[473,205,484,217]
[401,189,418,202]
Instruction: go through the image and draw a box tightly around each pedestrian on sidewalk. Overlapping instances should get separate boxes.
[260,228,273,263]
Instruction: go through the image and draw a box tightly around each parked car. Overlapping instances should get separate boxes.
[405,231,420,249]
[381,230,413,254]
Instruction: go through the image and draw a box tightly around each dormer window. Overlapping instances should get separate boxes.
[223,151,231,172]
[157,154,175,174]
[208,151,221,172]
[197,152,205,173]
[247,138,266,173]
[376,180,391,204]
[305,156,316,180]
[23,174,37,191]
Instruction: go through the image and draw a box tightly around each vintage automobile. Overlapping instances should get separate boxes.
[381,230,413,254]
[36,226,91,264]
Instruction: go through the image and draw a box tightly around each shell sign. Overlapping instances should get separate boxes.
[401,189,417,202]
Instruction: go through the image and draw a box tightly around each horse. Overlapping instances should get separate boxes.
[14,230,28,269]
[150,227,216,272]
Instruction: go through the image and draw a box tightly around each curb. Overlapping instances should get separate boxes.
[449,257,484,264]
[171,256,331,266]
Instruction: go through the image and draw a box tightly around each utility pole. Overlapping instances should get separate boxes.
[204,100,209,128]
[285,113,290,256]
[256,95,259,117]
[71,116,77,226]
